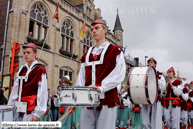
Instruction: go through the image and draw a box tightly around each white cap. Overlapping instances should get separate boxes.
[64,75,70,81]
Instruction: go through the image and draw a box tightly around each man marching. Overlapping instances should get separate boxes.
[164,67,182,129]
[68,19,126,129]
[142,57,166,129]
[8,43,48,122]
[180,83,189,129]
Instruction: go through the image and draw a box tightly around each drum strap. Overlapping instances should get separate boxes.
[85,43,110,85]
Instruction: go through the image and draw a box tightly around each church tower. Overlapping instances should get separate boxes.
[113,9,123,46]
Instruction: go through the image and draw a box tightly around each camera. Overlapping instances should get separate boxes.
[0,87,9,91]
[4,87,9,90]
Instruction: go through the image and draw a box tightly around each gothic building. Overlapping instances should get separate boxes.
[1,0,125,91]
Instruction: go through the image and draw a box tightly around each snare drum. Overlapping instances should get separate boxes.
[58,86,100,107]
[0,105,15,128]
[127,67,158,105]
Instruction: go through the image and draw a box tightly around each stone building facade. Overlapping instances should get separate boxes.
[0,0,9,70]
[1,0,125,92]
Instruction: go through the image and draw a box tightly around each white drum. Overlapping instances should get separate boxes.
[127,66,158,105]
[58,86,100,107]
[0,105,15,129]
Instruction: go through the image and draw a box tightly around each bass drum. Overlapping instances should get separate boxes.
[127,66,158,105]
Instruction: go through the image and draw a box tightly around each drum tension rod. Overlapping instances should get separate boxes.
[94,94,99,103]
[88,88,93,101]
[89,93,93,101]
[72,91,77,101]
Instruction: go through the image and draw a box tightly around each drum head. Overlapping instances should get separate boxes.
[127,66,157,105]
[147,67,157,104]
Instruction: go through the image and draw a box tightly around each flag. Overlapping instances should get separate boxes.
[123,46,127,54]
[53,2,59,23]
[114,39,117,45]
[80,19,86,39]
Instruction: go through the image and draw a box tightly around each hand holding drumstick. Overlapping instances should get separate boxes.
[57,107,76,122]
[67,107,76,114]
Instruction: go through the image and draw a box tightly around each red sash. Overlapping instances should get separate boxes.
[165,97,180,108]
[187,102,192,108]
[17,94,37,116]
[59,107,65,114]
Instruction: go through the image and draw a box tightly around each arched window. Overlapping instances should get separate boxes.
[83,32,92,54]
[29,3,49,41]
[86,1,92,17]
[61,20,74,53]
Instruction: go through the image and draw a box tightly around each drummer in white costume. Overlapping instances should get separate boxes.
[8,43,48,122]
[180,83,189,129]
[142,57,166,129]
[68,19,126,129]
[164,67,182,129]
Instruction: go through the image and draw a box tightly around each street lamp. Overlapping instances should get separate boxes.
[145,56,148,66]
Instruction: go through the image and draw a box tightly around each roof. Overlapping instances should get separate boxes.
[113,12,123,32]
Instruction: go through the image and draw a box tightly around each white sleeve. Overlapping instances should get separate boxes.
[75,63,85,87]
[181,93,189,101]
[190,97,193,102]
[33,74,48,118]
[53,98,59,107]
[158,75,166,91]
[172,85,182,96]
[128,103,135,109]
[117,83,122,93]
[99,52,126,93]
[7,78,19,106]
[123,98,131,107]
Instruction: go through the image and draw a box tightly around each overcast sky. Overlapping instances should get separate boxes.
[94,0,193,84]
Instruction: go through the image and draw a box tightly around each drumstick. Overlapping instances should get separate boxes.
[57,111,71,122]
